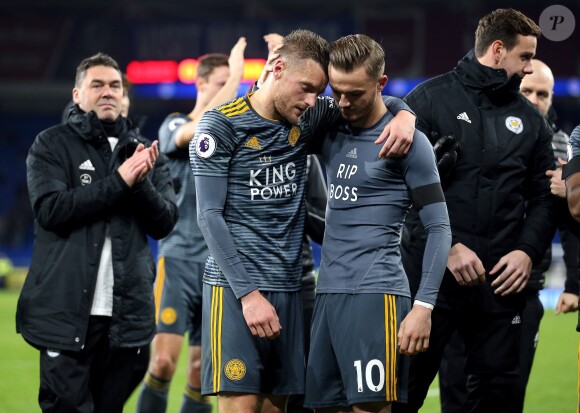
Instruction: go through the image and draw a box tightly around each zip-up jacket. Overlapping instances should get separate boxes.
[16,106,178,351]
[401,50,556,313]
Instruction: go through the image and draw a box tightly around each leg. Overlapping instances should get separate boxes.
[217,393,259,413]
[124,345,151,403]
[137,257,200,413]
[461,312,520,413]
[92,334,139,413]
[39,347,94,413]
[352,402,391,413]
[261,394,289,413]
[305,295,349,411]
[38,316,111,413]
[180,344,212,413]
[392,309,457,413]
[315,408,352,413]
[180,261,213,413]
[309,295,407,411]
[137,257,203,413]
[136,333,184,413]
[150,333,185,379]
[439,331,468,413]
[288,268,316,413]
[513,292,543,413]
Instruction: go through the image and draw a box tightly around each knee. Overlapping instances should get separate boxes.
[150,353,178,378]
[186,355,202,384]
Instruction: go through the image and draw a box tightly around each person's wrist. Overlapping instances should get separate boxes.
[414,300,434,310]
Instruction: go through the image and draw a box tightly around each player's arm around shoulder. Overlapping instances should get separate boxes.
[377,95,416,158]
[305,95,343,135]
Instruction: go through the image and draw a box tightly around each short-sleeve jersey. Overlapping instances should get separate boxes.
[158,113,209,263]
[317,112,440,295]
[191,95,339,292]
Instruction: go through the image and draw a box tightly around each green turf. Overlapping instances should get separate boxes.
[1,289,577,412]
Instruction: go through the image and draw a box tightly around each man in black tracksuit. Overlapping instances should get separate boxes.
[392,9,555,413]
[438,58,580,413]
[17,53,178,413]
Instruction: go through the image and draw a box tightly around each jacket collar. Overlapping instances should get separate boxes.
[453,49,522,104]
[67,104,131,142]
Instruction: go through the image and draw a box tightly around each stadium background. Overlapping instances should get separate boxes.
[0,1,579,411]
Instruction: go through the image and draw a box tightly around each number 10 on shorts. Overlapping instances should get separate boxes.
[354,359,385,392]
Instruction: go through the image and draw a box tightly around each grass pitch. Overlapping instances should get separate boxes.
[0,289,576,413]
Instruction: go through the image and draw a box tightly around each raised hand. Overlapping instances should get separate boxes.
[118,140,159,187]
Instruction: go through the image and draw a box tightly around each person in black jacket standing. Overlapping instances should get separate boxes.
[392,9,555,413]
[16,52,178,413]
[438,58,580,413]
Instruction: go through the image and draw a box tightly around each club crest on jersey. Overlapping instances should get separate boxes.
[160,307,177,325]
[505,116,523,134]
[288,126,301,146]
[196,133,216,158]
[224,358,246,381]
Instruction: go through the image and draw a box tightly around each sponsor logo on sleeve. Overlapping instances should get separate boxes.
[195,133,217,158]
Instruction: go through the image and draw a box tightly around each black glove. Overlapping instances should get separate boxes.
[432,132,459,185]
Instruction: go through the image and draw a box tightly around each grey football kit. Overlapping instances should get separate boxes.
[305,112,451,408]
[191,95,414,396]
[190,95,341,396]
[156,113,208,344]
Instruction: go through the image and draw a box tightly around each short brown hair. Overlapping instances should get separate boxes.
[122,73,132,97]
[280,29,329,75]
[474,8,541,57]
[329,34,385,80]
[75,52,122,88]
[197,53,229,80]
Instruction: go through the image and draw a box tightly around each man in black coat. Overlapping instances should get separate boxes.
[17,52,178,413]
[393,9,555,413]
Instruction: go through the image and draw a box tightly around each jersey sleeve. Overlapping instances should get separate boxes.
[190,110,237,177]
[190,110,258,298]
[404,85,434,140]
[383,95,416,117]
[158,113,190,158]
[402,131,451,305]
[304,154,327,244]
[305,96,342,135]
[195,175,258,298]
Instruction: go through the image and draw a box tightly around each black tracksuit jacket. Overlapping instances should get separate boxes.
[401,50,556,313]
[17,106,178,351]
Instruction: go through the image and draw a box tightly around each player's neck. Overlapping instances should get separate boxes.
[248,88,283,122]
[351,100,387,129]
